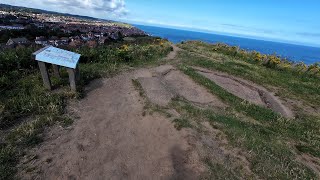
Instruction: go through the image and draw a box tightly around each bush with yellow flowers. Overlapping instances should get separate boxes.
[307,63,320,75]
[265,54,281,68]
[277,63,292,71]
[252,51,263,62]
[117,44,132,62]
[293,62,308,73]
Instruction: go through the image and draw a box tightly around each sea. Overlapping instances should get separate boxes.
[135,24,320,65]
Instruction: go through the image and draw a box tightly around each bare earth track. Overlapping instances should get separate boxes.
[18,45,296,179]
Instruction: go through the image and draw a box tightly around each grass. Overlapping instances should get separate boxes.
[170,42,320,179]
[170,99,318,179]
[177,41,320,107]
[172,118,192,130]
[0,36,172,179]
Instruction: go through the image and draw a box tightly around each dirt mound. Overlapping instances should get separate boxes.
[18,69,205,180]
[193,67,294,118]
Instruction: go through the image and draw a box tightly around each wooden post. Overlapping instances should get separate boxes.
[67,68,77,91]
[38,61,52,90]
[52,64,61,78]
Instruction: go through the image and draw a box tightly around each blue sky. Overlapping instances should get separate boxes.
[2,0,320,47]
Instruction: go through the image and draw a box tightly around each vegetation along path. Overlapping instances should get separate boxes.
[12,41,320,179]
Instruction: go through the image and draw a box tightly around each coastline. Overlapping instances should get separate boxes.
[135,24,320,64]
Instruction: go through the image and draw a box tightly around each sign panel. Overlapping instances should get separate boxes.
[34,46,81,69]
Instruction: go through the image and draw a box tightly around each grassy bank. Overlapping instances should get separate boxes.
[0,36,172,179]
[173,41,320,179]
[177,41,320,108]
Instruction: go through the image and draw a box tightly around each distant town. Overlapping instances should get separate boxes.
[0,5,147,49]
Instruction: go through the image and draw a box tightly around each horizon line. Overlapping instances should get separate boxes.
[132,22,320,49]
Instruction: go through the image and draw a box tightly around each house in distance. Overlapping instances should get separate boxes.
[6,37,30,47]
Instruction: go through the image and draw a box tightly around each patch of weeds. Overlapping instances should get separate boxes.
[131,79,151,111]
[0,145,17,180]
[6,115,57,146]
[132,79,146,98]
[59,116,74,127]
[296,145,320,158]
[172,118,192,130]
[204,159,241,180]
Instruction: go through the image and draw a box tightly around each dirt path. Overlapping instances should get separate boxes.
[18,69,205,180]
[18,44,212,180]
[165,44,181,60]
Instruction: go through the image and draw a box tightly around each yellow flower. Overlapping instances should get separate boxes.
[120,44,129,51]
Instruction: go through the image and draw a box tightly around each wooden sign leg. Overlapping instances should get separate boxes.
[67,68,77,91]
[38,61,52,90]
[52,65,61,78]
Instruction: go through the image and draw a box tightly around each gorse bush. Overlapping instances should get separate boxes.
[72,37,171,64]
[187,41,320,77]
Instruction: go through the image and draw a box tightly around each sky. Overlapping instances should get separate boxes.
[2,0,320,47]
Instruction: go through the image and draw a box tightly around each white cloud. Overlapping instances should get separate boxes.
[5,0,128,16]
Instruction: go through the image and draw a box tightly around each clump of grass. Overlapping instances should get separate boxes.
[204,159,241,180]
[0,145,17,180]
[172,118,192,130]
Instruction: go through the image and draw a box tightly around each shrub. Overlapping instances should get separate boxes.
[308,63,320,75]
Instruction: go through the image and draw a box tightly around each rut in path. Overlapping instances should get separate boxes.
[193,66,294,118]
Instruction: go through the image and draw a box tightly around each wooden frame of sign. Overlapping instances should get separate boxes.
[32,46,81,91]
